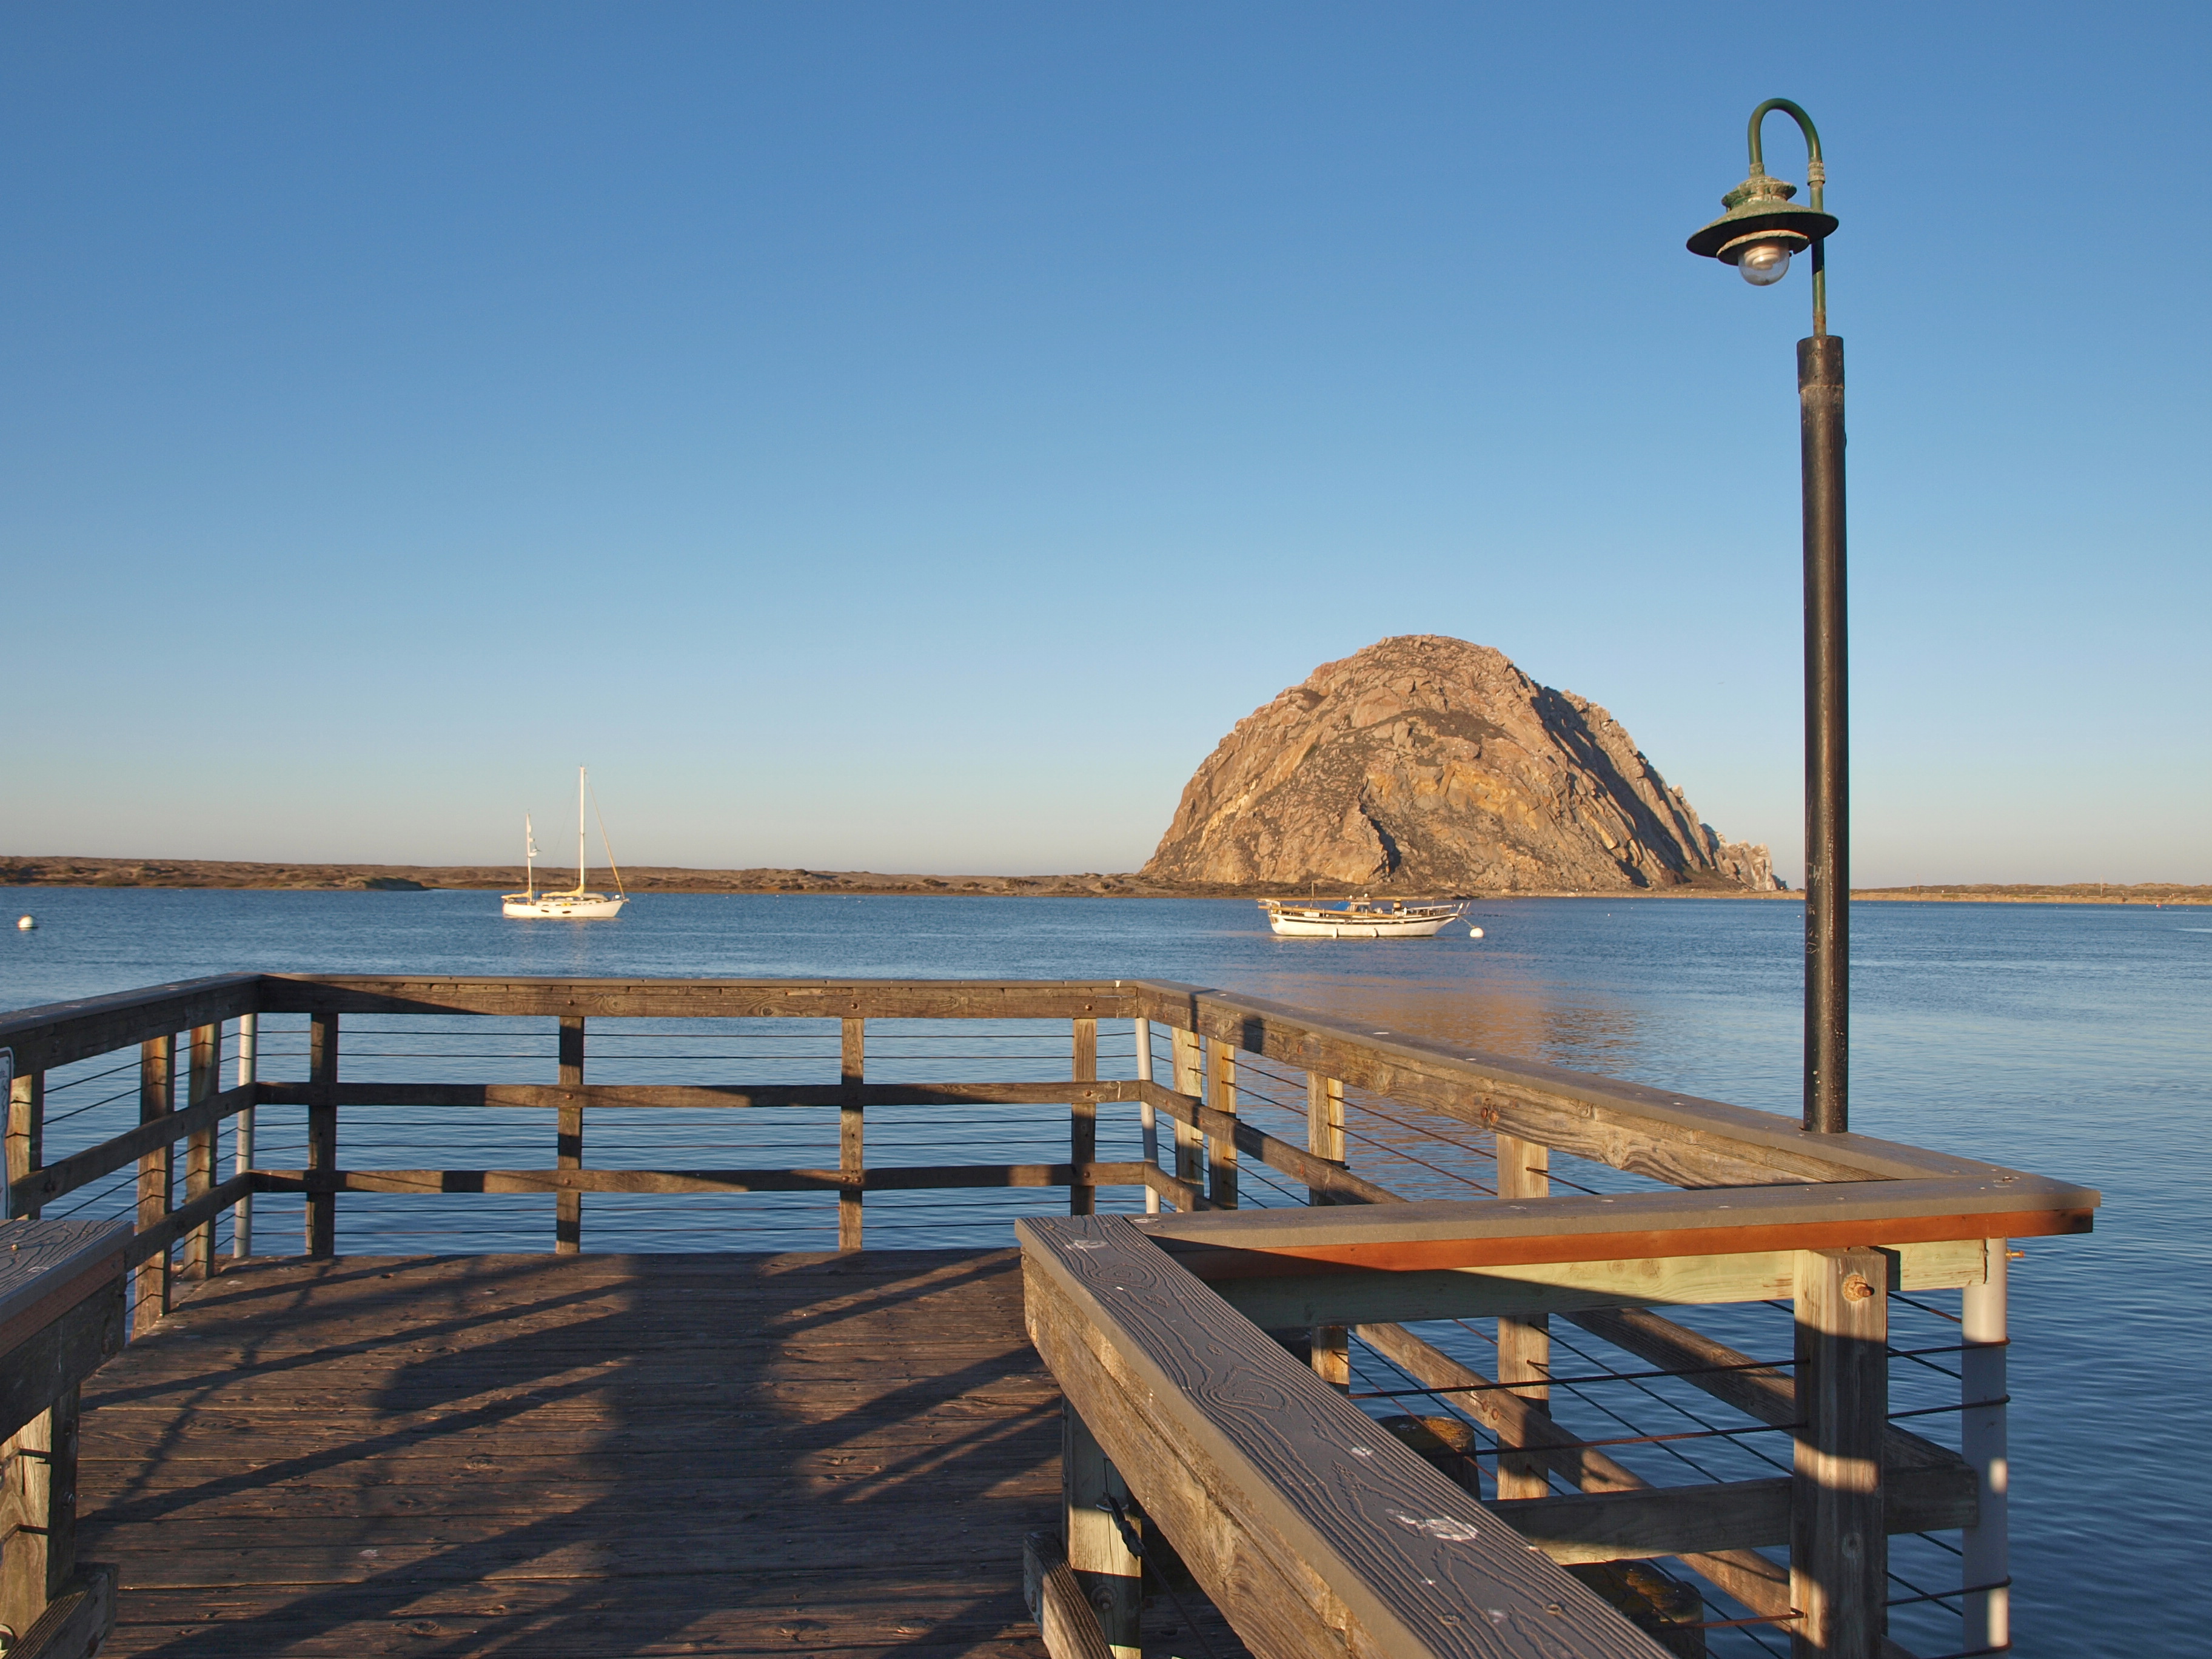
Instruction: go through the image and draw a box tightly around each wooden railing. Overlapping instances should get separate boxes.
[0,1218,127,1658]
[0,974,2093,1659]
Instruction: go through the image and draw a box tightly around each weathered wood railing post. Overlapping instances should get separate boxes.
[1792,1247,1888,1659]
[1070,1018,1098,1216]
[181,1024,220,1282]
[1205,1037,1238,1210]
[306,1013,338,1258]
[0,1221,127,1657]
[1169,1028,1203,1194]
[232,1013,256,1258]
[1130,1019,1159,1215]
[1494,1133,1552,1499]
[5,1065,42,1221]
[0,1386,83,1647]
[557,1016,585,1253]
[839,1018,864,1251]
[1062,1401,1141,1659]
[1960,1238,2008,1654]
[135,1035,175,1328]
[1307,1071,1349,1387]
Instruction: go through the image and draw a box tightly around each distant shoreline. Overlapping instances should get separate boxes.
[2,857,2204,905]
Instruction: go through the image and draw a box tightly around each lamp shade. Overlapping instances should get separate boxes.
[1686,170,1838,263]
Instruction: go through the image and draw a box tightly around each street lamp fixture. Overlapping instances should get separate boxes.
[1686,99,1851,1139]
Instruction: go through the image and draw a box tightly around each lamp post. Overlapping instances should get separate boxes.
[1687,99,1849,1137]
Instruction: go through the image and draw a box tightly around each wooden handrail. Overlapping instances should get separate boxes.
[0,974,260,1077]
[1130,979,2048,1189]
[257,975,1142,1020]
[0,1218,128,1656]
[9,1082,257,1214]
[1019,1213,1670,1659]
[0,974,2087,1659]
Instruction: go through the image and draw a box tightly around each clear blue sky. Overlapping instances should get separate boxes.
[4,4,2204,883]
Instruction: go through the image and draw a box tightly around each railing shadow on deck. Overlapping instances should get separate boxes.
[84,1249,1059,1658]
[0,974,2095,1659]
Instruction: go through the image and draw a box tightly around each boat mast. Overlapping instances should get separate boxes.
[524,814,535,900]
[577,765,589,894]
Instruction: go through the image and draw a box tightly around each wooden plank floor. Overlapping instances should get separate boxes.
[76,1250,1065,1658]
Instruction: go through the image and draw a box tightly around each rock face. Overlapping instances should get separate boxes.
[1141,635,1777,894]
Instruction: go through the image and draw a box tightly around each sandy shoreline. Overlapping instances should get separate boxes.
[2,857,2203,905]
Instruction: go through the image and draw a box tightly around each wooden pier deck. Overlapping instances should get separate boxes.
[76,1250,1061,1658]
[2,973,2102,1659]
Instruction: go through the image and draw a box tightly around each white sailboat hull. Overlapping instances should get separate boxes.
[503,894,626,919]
[504,766,628,920]
[1259,900,1469,938]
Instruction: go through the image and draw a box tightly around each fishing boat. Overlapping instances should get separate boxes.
[1258,896,1476,938]
[503,768,628,919]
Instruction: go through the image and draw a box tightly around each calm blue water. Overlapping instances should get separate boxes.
[2,890,2202,1657]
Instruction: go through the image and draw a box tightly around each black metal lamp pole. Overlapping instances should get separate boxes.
[1687,100,1850,1135]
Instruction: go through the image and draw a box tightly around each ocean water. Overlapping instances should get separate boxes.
[2,889,2202,1657]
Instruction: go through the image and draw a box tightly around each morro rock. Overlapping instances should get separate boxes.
[1141,635,1775,894]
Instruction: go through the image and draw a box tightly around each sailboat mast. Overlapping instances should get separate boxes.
[525,814,534,901]
[578,766,589,892]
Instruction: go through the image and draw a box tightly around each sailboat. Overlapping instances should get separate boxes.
[503,768,628,919]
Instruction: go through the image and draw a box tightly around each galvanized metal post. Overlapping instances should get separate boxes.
[1960,1241,2009,1652]
[232,1014,256,1257]
[1800,330,1849,1134]
[1131,1019,1159,1215]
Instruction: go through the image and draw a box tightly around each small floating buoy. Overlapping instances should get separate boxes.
[15,916,32,931]
[1469,925,1484,939]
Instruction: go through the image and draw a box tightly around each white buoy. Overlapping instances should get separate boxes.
[16,916,33,931]
[1469,925,1484,939]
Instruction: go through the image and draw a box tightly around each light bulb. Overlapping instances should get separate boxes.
[1737,241,1792,286]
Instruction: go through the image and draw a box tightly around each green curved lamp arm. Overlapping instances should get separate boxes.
[1747,98,1825,212]
[1746,98,1829,335]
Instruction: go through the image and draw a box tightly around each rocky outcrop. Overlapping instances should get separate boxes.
[1141,635,1777,894]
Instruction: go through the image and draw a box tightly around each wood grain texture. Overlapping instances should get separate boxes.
[125,1173,256,1269]
[839,1018,865,1250]
[1792,1248,1887,1659]
[1492,1135,1551,1502]
[1489,1467,1969,1566]
[0,1280,123,1446]
[1070,1019,1098,1218]
[0,975,260,1077]
[1131,981,2094,1194]
[255,1162,1161,1196]
[182,1025,221,1282]
[76,1250,1059,1658]
[133,1038,173,1331]
[258,976,1138,1022]
[253,1079,1144,1110]
[11,1084,257,1215]
[306,1014,337,1259]
[1137,1082,1403,1206]
[1194,1240,1981,1329]
[6,1561,113,1659]
[0,1391,76,1631]
[1204,1041,1238,1210]
[1307,1074,1350,1388]
[1170,1031,1204,1193]
[1139,1183,2088,1273]
[555,1017,584,1254]
[0,1221,130,1359]
[1023,1531,1121,1659]
[1353,1321,1801,1617]
[1019,1213,1671,1659]
[1062,1401,1138,1657]
[1566,1306,1972,1490]
[7,1068,42,1222]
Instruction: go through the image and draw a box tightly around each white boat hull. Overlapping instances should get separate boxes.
[503,894,626,919]
[1260,900,1469,937]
